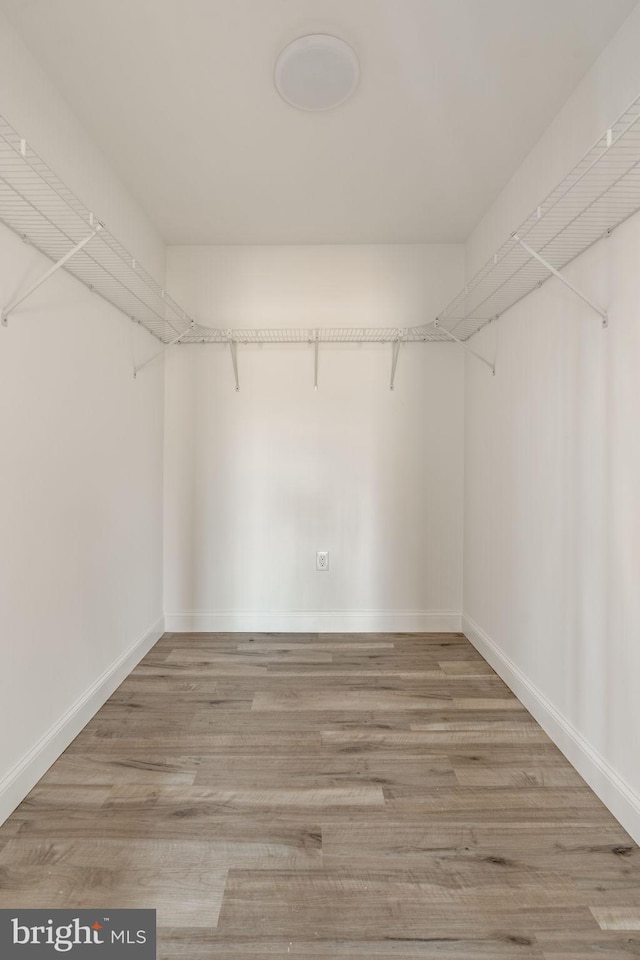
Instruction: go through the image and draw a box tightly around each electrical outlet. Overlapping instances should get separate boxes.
[316,550,329,571]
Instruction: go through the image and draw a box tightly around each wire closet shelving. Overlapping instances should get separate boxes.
[0,114,446,349]
[435,94,640,341]
[2,91,640,376]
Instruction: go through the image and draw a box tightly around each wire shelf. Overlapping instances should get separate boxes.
[0,117,197,343]
[3,91,640,350]
[179,326,450,343]
[435,94,640,339]
[0,114,451,347]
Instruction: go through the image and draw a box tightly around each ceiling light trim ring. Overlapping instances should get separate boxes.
[274,34,360,112]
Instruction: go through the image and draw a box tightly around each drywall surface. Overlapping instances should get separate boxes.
[463,212,640,840]
[0,221,165,823]
[164,244,464,631]
[0,8,165,278]
[466,1,640,276]
[462,1,640,842]
[0,14,166,823]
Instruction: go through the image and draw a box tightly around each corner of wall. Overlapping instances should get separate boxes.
[0,616,164,828]
[462,614,640,845]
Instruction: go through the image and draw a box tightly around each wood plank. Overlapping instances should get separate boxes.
[253,690,450,711]
[536,929,640,958]
[238,642,395,652]
[156,931,545,958]
[453,765,584,788]
[194,755,455,789]
[38,754,200,786]
[216,868,600,938]
[451,698,526,711]
[439,660,494,676]
[102,784,386,809]
[590,906,640,929]
[321,730,549,750]
[0,839,227,926]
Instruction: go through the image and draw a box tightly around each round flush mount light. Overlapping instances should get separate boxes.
[274,35,360,111]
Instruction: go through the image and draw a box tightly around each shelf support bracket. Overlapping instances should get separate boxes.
[436,323,495,375]
[229,339,240,392]
[390,334,402,390]
[313,330,319,390]
[515,234,608,327]
[134,324,192,378]
[2,227,101,327]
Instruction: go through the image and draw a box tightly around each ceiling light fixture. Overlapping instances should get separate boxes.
[274,35,360,112]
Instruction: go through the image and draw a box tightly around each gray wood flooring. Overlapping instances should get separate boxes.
[1,631,639,958]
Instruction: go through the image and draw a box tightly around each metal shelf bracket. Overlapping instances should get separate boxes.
[514,235,608,328]
[390,332,403,390]
[229,338,240,392]
[133,322,193,378]
[313,330,319,390]
[435,320,496,375]
[2,226,101,327]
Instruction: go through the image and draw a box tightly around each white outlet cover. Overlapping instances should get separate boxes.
[316,551,329,571]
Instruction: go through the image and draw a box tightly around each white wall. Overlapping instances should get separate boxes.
[4,0,639,847]
[0,11,165,277]
[467,2,640,275]
[164,244,465,632]
[0,11,166,824]
[463,3,640,842]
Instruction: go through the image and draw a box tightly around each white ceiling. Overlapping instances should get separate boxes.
[1,0,637,245]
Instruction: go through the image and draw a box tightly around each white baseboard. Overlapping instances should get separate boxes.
[165,610,462,633]
[463,613,640,845]
[0,614,164,827]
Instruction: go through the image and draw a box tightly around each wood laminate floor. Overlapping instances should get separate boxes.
[1,632,640,958]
